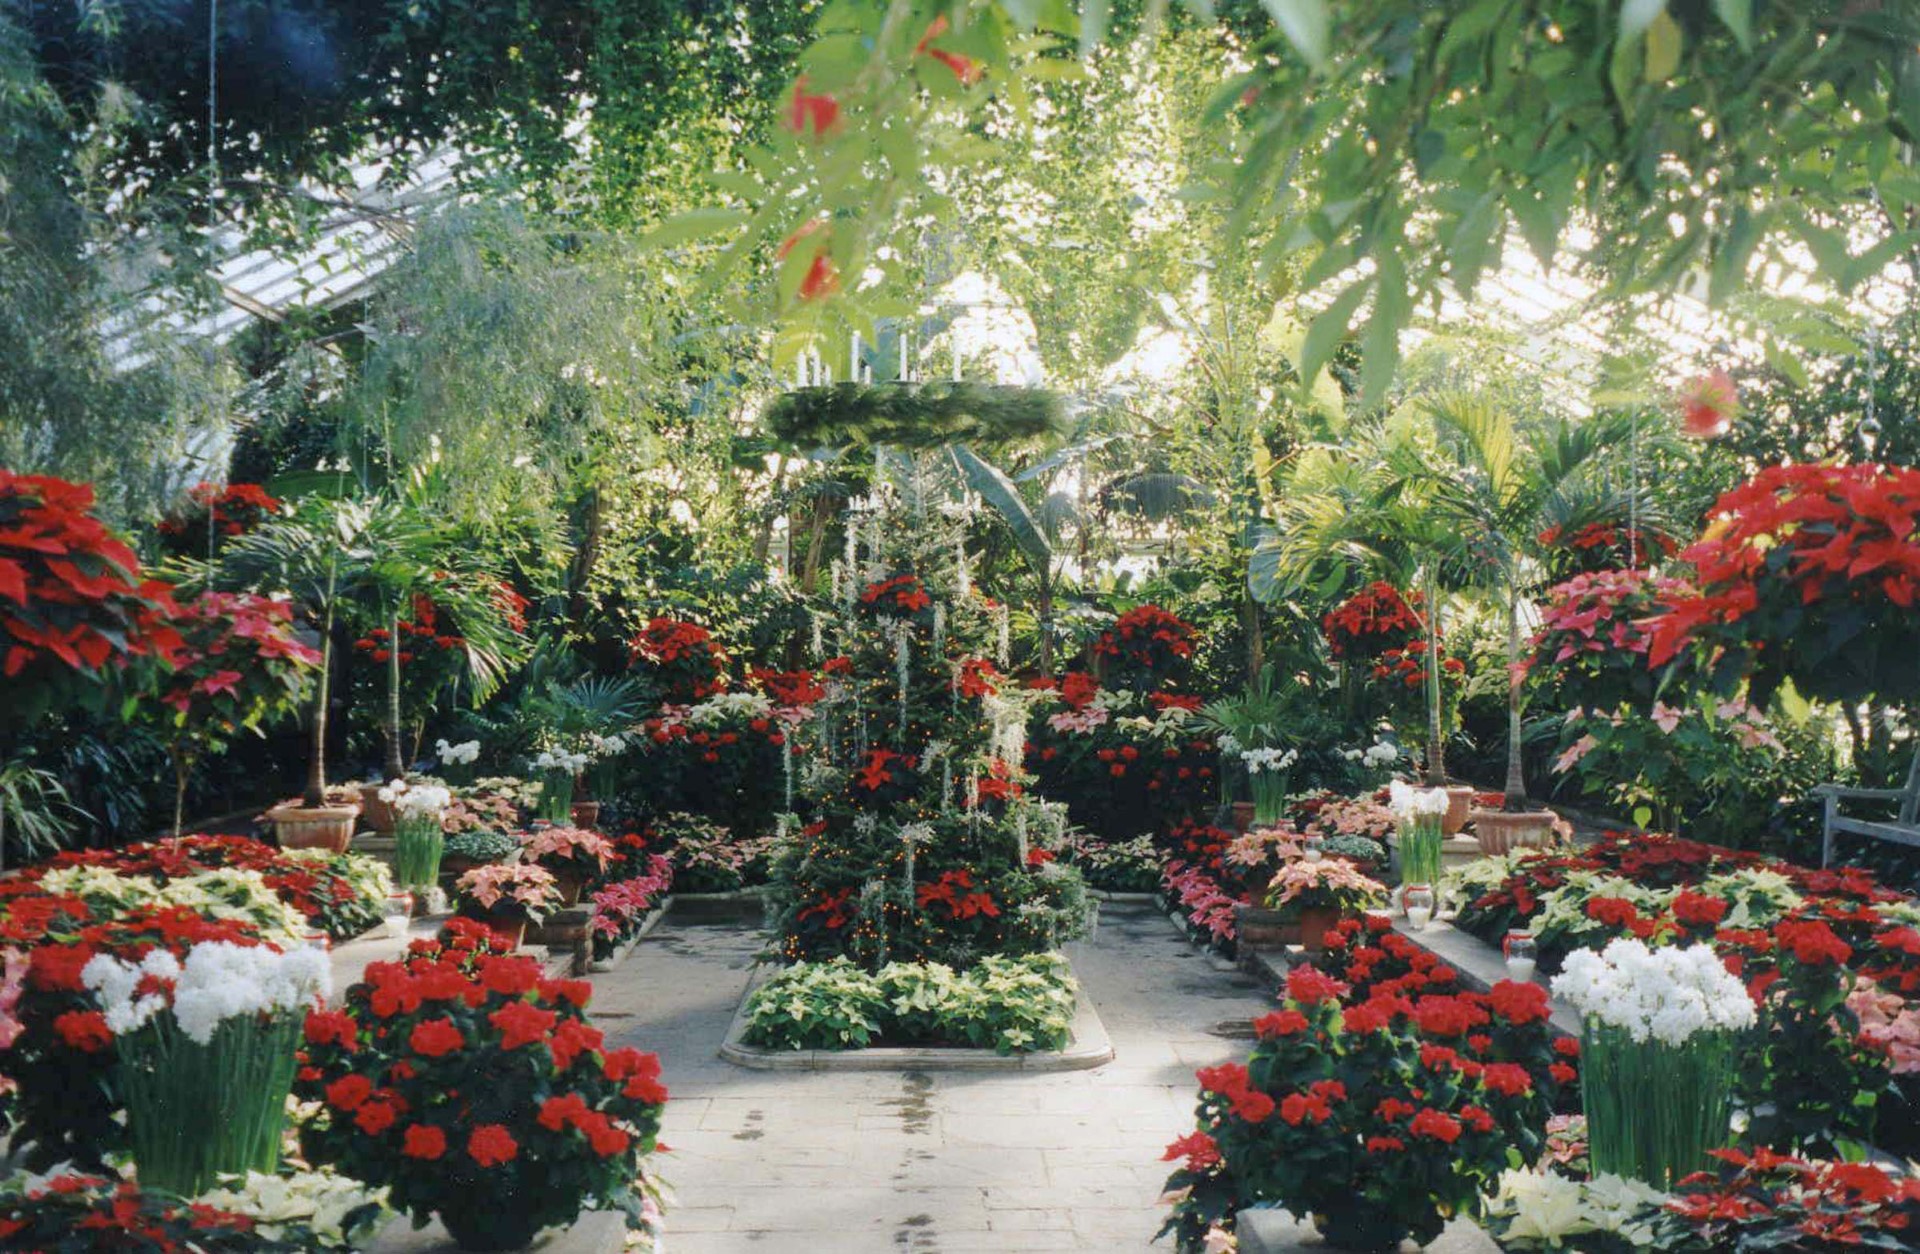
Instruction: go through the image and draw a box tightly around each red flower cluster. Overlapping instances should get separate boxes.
[1,469,184,687]
[859,573,933,616]
[1667,1147,1920,1247]
[159,591,320,718]
[156,481,281,547]
[1322,581,1424,661]
[0,1175,265,1250]
[749,667,827,707]
[916,869,1000,920]
[952,656,1000,699]
[1369,638,1465,690]
[1537,520,1677,576]
[629,616,727,696]
[1646,463,1920,702]
[353,594,464,668]
[1092,604,1196,680]
[295,919,667,1229]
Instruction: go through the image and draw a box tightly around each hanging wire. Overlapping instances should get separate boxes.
[205,0,220,565]
[1861,323,1882,458]
[1627,407,1640,572]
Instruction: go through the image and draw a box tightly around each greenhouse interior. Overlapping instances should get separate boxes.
[4,3,1920,1251]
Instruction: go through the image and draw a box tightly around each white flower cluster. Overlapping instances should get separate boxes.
[434,738,481,765]
[1388,779,1450,820]
[586,730,630,757]
[83,941,331,1045]
[1486,1169,1670,1248]
[380,779,452,820]
[197,1169,392,1250]
[1241,747,1299,775]
[1342,740,1400,767]
[685,692,774,726]
[1551,938,1756,1046]
[531,748,590,774]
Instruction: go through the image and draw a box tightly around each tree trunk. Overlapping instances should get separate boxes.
[304,616,334,808]
[1240,588,1264,686]
[754,456,787,565]
[1503,587,1529,809]
[170,744,193,838]
[566,486,603,627]
[1037,565,1055,674]
[1423,567,1447,786]
[800,496,832,595]
[383,608,406,781]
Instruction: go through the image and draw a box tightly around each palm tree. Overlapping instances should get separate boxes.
[219,493,522,805]
[1399,393,1639,810]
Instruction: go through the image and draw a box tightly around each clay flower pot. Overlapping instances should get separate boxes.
[265,801,361,854]
[569,799,602,831]
[1229,801,1257,834]
[1296,905,1345,953]
[1472,807,1558,856]
[357,782,397,834]
[1441,785,1475,836]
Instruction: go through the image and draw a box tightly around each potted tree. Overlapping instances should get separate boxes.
[144,591,321,837]
[1409,394,1635,853]
[220,492,520,850]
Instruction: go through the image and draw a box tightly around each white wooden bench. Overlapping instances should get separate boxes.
[1817,746,1920,868]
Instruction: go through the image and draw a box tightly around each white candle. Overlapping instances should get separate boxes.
[1406,906,1433,931]
[850,331,861,380]
[1506,957,1537,982]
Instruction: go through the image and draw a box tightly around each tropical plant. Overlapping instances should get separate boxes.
[217,491,522,804]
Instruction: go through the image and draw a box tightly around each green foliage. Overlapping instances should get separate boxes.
[763,382,1064,451]
[742,953,1078,1053]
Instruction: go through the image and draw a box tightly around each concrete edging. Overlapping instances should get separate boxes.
[717,955,1116,1073]
[587,897,672,973]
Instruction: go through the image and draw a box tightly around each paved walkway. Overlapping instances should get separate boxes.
[587,902,1275,1253]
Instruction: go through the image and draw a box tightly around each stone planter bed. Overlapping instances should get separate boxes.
[586,897,673,973]
[365,1209,626,1254]
[717,957,1116,1072]
[662,885,774,924]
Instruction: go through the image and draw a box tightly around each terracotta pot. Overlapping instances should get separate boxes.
[266,802,361,854]
[1232,903,1298,950]
[569,799,602,830]
[553,869,587,907]
[1441,785,1476,836]
[357,783,396,834]
[1472,807,1559,855]
[1296,905,1345,953]
[1229,801,1257,834]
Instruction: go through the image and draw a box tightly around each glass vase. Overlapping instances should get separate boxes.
[538,773,574,823]
[1249,771,1290,827]
[393,816,445,890]
[1580,1020,1738,1189]
[1396,814,1444,889]
[117,1010,304,1197]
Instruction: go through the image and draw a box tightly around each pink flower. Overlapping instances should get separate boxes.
[1553,735,1599,774]
[1651,702,1683,733]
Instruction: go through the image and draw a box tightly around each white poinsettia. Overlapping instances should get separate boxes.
[434,737,481,765]
[1551,938,1756,1046]
[1387,779,1449,820]
[1486,1169,1671,1249]
[83,941,331,1045]
[197,1169,392,1250]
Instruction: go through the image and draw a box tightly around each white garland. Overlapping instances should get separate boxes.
[1550,938,1756,1046]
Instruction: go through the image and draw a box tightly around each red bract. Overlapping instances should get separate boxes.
[784,75,840,138]
[629,616,727,699]
[1538,520,1679,577]
[155,481,281,551]
[1646,462,1920,703]
[1093,604,1196,683]
[1,470,183,710]
[1321,581,1425,660]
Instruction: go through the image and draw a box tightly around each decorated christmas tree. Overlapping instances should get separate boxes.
[768,459,1088,970]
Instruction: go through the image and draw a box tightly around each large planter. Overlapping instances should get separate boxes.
[1441,785,1475,836]
[569,800,602,831]
[1582,1020,1738,1189]
[1229,801,1257,834]
[357,783,397,834]
[553,868,588,907]
[1232,903,1297,950]
[265,802,361,854]
[1472,807,1558,856]
[437,1196,544,1252]
[1312,1204,1406,1252]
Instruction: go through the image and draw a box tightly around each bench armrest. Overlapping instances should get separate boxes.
[1812,785,1910,800]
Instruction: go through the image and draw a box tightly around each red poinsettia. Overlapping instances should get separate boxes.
[1,470,184,716]
[1092,604,1196,685]
[1675,369,1739,440]
[629,616,728,699]
[784,75,840,138]
[776,219,839,303]
[1646,462,1920,703]
[1322,581,1425,661]
[859,573,933,617]
[155,481,281,554]
[913,14,984,85]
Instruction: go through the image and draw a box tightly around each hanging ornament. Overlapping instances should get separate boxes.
[1674,369,1739,440]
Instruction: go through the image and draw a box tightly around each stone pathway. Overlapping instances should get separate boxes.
[587,902,1275,1253]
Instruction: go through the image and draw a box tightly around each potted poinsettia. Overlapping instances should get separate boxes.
[454,864,562,948]
[1263,858,1386,953]
[0,471,186,727]
[1647,462,1920,706]
[143,592,322,839]
[518,825,614,905]
[293,921,668,1252]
